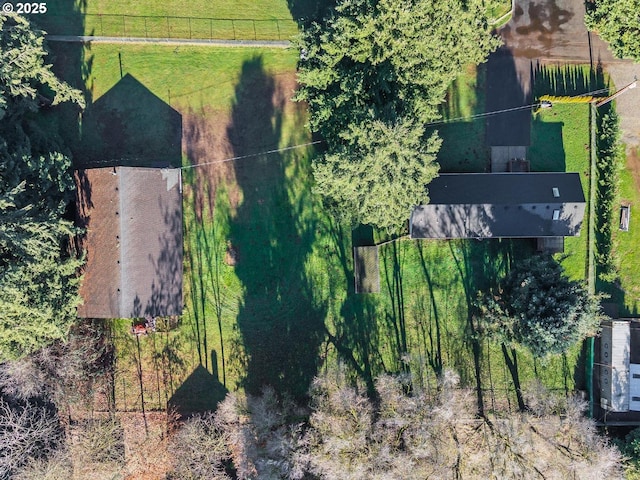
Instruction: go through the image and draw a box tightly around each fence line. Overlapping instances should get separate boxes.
[37,14,298,41]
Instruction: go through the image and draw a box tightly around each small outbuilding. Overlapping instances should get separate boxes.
[599,319,640,413]
[353,246,380,294]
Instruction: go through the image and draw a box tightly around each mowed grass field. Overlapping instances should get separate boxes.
[529,103,591,281]
[612,147,640,314]
[35,0,298,39]
[71,43,590,415]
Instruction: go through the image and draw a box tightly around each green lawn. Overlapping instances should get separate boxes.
[486,0,512,24]
[35,0,297,40]
[529,103,591,281]
[84,44,297,109]
[612,148,640,315]
[433,64,490,173]
[66,44,591,414]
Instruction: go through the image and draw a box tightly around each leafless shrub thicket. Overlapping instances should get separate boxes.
[169,368,623,480]
[11,450,72,480]
[0,320,114,407]
[0,399,63,479]
[169,387,304,480]
[299,371,623,480]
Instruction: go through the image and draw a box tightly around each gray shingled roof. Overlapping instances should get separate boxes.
[410,173,586,239]
[76,167,183,318]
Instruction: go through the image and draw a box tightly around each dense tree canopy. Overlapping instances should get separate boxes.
[0,14,84,361]
[585,0,640,61]
[313,119,441,230]
[296,0,499,230]
[0,14,83,122]
[477,255,602,357]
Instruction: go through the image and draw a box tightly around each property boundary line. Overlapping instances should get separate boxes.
[45,35,290,48]
[35,13,297,41]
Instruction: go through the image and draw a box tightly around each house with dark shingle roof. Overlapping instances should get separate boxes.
[410,172,586,239]
[76,167,183,318]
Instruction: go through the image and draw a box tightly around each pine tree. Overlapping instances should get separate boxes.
[477,255,602,357]
[296,0,500,230]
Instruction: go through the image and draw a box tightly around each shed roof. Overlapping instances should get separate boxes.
[76,167,183,318]
[354,246,380,294]
[410,173,586,239]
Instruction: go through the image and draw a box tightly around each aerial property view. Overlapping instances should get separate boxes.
[1,0,640,478]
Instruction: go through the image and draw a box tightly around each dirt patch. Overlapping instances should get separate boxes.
[224,241,238,266]
[182,106,239,221]
[626,146,640,194]
[121,412,173,480]
[181,71,301,222]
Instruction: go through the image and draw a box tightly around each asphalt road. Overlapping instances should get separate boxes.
[486,0,640,147]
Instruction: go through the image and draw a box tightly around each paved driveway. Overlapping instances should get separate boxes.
[487,0,640,147]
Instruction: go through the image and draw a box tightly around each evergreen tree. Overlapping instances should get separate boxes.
[477,255,602,357]
[296,0,499,230]
[585,0,640,61]
[0,14,84,361]
[313,119,441,231]
[0,13,84,123]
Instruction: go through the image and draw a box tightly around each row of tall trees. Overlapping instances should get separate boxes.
[295,0,500,231]
[0,14,84,361]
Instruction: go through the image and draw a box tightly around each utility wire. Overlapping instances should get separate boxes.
[87,88,612,171]
[180,140,322,169]
[427,86,611,126]
[426,103,540,126]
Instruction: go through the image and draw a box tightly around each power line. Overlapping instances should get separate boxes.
[426,86,612,126]
[180,140,322,170]
[426,103,539,126]
[82,88,614,171]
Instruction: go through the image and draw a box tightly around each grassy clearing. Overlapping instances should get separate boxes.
[84,44,297,109]
[434,64,490,173]
[373,239,583,400]
[486,0,512,23]
[611,147,640,314]
[80,44,320,412]
[74,44,590,414]
[529,103,591,281]
[37,0,297,39]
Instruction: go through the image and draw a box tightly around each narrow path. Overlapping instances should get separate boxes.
[45,34,290,48]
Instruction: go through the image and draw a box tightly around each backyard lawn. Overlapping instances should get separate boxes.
[612,147,640,315]
[66,43,592,415]
[35,0,298,40]
[431,64,490,173]
[529,103,591,281]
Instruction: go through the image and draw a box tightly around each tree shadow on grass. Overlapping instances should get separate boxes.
[324,219,382,397]
[433,64,490,173]
[448,238,533,413]
[530,63,607,172]
[287,0,337,25]
[227,57,325,400]
[32,0,91,156]
[532,62,606,98]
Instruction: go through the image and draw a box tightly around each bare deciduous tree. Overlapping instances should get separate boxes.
[168,412,231,480]
[12,450,72,480]
[298,371,623,480]
[0,399,62,479]
[169,387,303,480]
